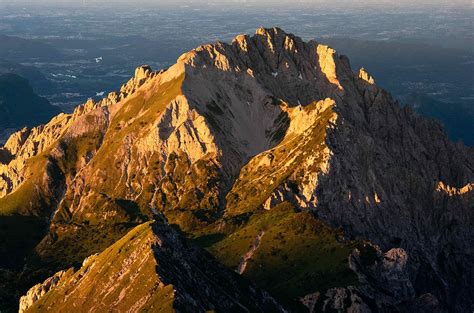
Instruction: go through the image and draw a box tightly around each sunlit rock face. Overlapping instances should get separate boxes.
[20,221,284,313]
[358,67,375,84]
[1,27,472,312]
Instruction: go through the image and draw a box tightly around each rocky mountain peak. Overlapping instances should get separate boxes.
[1,27,472,312]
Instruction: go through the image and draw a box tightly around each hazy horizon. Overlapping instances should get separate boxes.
[1,0,471,8]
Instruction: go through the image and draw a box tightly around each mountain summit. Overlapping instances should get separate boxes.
[0,27,472,312]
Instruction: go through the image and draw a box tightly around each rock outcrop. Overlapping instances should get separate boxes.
[303,244,446,312]
[0,65,156,200]
[349,246,415,306]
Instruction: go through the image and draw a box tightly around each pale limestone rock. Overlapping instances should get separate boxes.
[236,231,265,274]
[258,153,274,167]
[263,189,285,210]
[310,246,414,312]
[374,192,381,203]
[317,44,343,90]
[2,127,30,156]
[349,245,415,305]
[359,67,375,84]
[136,95,219,164]
[436,181,473,196]
[322,287,371,313]
[0,65,156,199]
[232,34,249,52]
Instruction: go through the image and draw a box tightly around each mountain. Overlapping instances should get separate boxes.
[0,60,54,95]
[0,74,61,144]
[322,37,474,146]
[0,27,472,312]
[321,37,474,97]
[0,35,62,62]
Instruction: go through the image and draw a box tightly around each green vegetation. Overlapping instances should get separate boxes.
[191,233,226,248]
[31,74,188,269]
[208,202,359,304]
[76,73,186,207]
[38,221,144,267]
[0,108,105,217]
[0,67,369,311]
[181,102,359,306]
[149,152,222,228]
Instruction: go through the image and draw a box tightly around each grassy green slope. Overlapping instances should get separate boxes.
[190,101,363,305]
[27,222,176,313]
[205,202,359,305]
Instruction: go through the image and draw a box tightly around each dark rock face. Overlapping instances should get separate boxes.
[316,73,473,311]
[150,221,285,313]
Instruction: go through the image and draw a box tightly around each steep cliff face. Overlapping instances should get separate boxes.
[315,77,473,311]
[1,27,472,312]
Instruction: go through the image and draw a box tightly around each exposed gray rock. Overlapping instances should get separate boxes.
[322,287,371,313]
[349,245,415,306]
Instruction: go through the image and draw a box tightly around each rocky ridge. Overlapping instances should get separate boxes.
[0,27,472,312]
[19,220,284,313]
[0,65,155,200]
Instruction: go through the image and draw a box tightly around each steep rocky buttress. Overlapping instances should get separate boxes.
[0,27,472,312]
